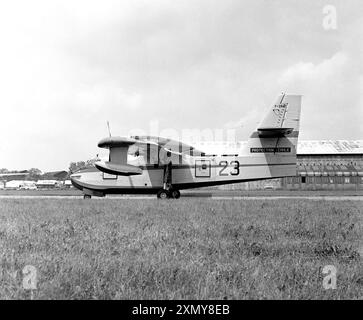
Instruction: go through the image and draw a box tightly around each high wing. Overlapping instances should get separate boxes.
[130,135,205,156]
[95,136,205,176]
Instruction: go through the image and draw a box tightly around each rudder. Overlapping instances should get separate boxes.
[245,93,302,178]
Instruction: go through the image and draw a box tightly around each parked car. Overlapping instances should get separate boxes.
[19,182,37,190]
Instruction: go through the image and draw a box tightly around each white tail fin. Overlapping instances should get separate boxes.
[256,93,301,136]
[245,93,302,178]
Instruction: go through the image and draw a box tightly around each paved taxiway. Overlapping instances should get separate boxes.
[1,195,362,201]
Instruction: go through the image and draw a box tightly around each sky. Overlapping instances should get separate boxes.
[0,0,362,171]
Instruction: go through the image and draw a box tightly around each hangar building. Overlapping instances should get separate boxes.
[195,140,363,191]
[283,140,363,190]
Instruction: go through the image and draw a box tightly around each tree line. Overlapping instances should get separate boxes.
[1,157,98,179]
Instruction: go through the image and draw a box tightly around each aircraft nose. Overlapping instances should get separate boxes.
[70,174,82,190]
[70,172,81,179]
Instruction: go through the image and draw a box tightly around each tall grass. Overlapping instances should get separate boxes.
[0,199,362,299]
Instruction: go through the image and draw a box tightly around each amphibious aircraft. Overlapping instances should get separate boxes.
[71,93,302,199]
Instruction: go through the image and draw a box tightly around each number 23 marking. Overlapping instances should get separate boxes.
[219,160,240,176]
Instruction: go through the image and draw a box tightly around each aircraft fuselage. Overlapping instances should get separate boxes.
[70,153,297,196]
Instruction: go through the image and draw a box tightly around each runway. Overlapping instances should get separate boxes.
[211,196,363,201]
[1,195,362,201]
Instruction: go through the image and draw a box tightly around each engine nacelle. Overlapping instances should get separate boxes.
[95,161,142,176]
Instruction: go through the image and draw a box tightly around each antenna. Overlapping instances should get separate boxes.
[279,91,286,104]
[107,121,112,137]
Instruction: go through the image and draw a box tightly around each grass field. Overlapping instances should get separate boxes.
[0,188,362,197]
[0,198,362,299]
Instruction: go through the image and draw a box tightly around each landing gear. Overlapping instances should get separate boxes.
[157,162,181,199]
[157,189,170,199]
[83,194,92,199]
[171,189,181,199]
[157,188,180,199]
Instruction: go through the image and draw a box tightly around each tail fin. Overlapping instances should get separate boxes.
[248,94,302,151]
[246,93,302,178]
[257,93,301,136]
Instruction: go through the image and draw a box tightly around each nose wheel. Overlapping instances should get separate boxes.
[83,194,92,199]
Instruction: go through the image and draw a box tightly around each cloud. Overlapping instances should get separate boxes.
[0,0,362,170]
[278,51,362,139]
[279,52,348,84]
[74,85,143,113]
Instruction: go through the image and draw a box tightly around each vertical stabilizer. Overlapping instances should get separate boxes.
[244,94,302,178]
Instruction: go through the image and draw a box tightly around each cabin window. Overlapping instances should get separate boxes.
[145,144,159,165]
[301,177,306,183]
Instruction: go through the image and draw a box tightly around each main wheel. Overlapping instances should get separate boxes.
[83,194,92,199]
[171,189,181,199]
[157,189,170,199]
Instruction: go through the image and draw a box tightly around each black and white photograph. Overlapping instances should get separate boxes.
[0,0,362,306]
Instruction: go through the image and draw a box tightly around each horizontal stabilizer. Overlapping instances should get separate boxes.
[257,127,294,137]
[95,161,142,176]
